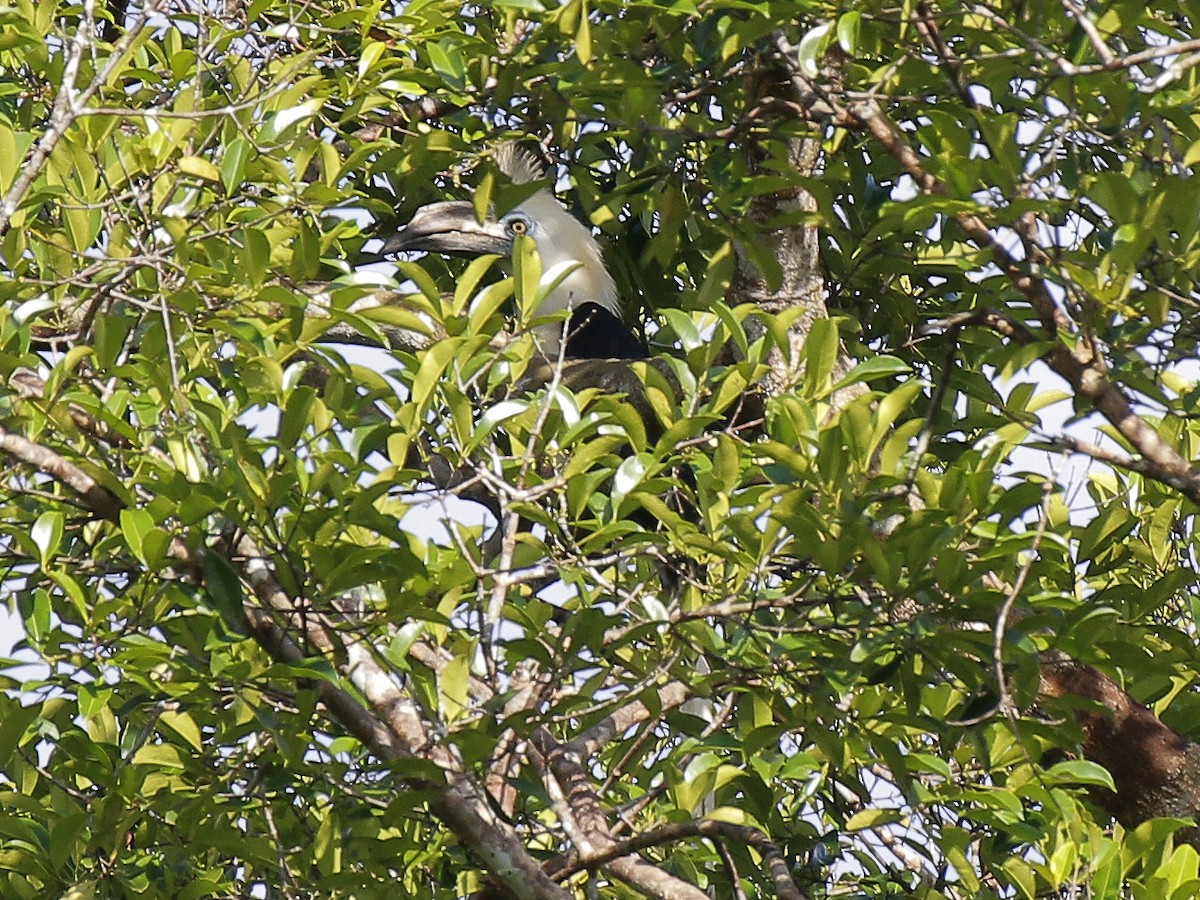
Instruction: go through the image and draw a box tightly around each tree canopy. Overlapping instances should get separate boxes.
[3,0,1200,897]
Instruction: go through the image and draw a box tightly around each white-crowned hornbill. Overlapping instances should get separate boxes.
[380,145,648,361]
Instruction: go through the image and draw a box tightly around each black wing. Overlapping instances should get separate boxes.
[565,302,649,360]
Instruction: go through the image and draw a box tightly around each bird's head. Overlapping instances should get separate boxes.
[381,145,620,337]
[379,201,546,258]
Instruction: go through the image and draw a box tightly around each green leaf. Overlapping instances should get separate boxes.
[159,710,203,752]
[120,508,154,564]
[796,21,833,77]
[473,168,494,232]
[279,386,317,448]
[221,139,252,193]
[410,338,461,413]
[513,233,542,320]
[31,511,63,567]
[0,125,34,194]
[26,589,50,641]
[845,807,901,831]
[836,11,861,53]
[802,318,839,396]
[240,227,271,286]
[831,355,911,392]
[394,261,444,305]
[179,155,221,183]
[202,552,246,628]
[612,453,650,510]
[1043,759,1116,791]
[576,0,592,63]
[133,743,186,769]
[358,39,386,79]
[0,700,41,767]
[426,41,463,81]
[439,651,470,722]
[289,219,321,280]
[456,253,504,316]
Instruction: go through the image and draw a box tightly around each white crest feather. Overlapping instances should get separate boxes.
[495,142,546,184]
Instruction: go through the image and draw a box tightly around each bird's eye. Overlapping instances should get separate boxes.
[507,217,529,236]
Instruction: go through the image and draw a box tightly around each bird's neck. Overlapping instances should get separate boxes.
[537,257,618,317]
[531,260,619,357]
[518,192,620,355]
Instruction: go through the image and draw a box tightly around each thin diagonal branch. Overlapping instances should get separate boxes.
[549,819,809,900]
[531,727,711,900]
[0,0,158,236]
[780,50,1200,505]
[0,425,124,519]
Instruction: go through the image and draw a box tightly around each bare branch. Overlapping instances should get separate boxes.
[1062,0,1117,68]
[10,372,133,448]
[565,681,690,758]
[991,473,1055,718]
[971,4,1200,88]
[550,819,809,900]
[0,425,124,520]
[531,728,711,900]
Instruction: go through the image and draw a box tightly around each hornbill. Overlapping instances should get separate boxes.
[383,147,715,579]
[380,145,648,361]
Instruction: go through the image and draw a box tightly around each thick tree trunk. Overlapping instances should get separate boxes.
[1041,657,1200,831]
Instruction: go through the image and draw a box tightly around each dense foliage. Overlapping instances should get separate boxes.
[3,0,1200,897]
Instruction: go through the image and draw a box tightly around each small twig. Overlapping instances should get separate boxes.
[262,798,299,899]
[912,2,976,110]
[716,837,749,900]
[1062,0,1117,68]
[993,468,1058,717]
[1035,430,1140,471]
[1147,49,1200,91]
[916,308,1036,345]
[906,326,960,485]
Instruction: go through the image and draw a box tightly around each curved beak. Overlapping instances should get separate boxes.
[380,201,513,256]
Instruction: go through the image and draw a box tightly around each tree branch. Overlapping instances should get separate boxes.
[0,425,124,519]
[530,727,711,900]
[549,819,809,900]
[1040,657,1200,829]
[10,371,133,448]
[0,0,157,236]
[826,89,1200,506]
[565,681,690,758]
[0,428,569,900]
